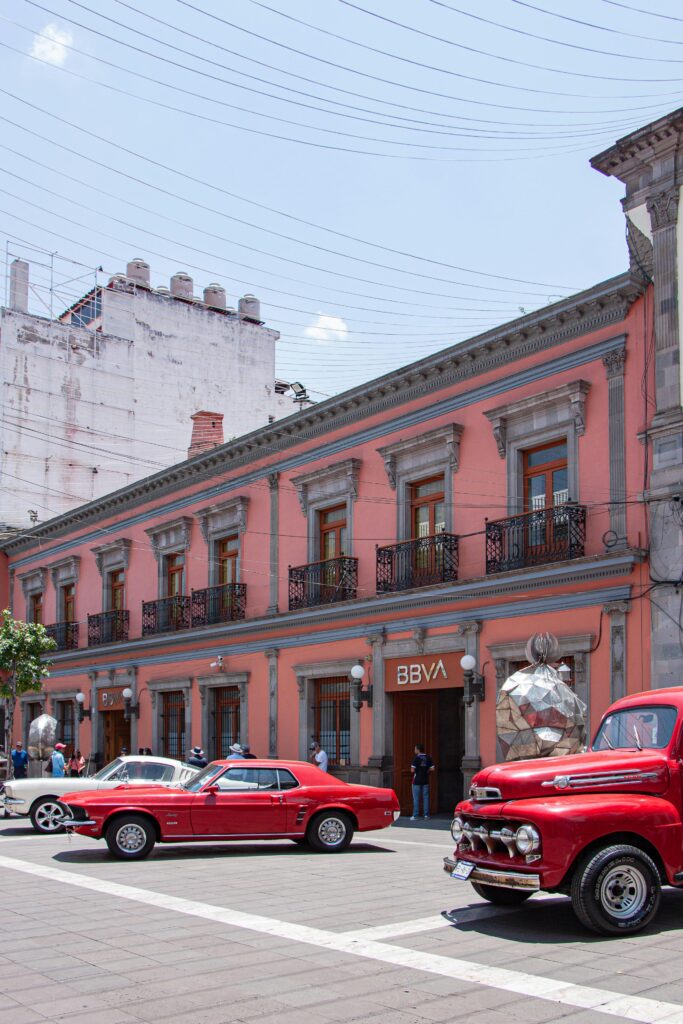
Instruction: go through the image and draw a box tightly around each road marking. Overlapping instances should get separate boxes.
[0,852,679,1024]
[362,835,450,849]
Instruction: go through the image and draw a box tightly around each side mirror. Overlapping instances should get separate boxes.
[205,784,220,794]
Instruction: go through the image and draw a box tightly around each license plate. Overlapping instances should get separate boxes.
[452,860,475,880]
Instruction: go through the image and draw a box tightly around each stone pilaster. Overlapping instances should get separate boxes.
[457,621,481,790]
[267,472,279,614]
[603,601,630,702]
[647,187,680,416]
[366,629,388,787]
[602,347,627,548]
[265,648,279,758]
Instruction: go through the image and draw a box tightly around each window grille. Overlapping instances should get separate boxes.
[314,677,350,767]
[161,691,186,760]
[212,686,240,760]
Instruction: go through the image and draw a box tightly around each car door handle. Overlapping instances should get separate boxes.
[270,794,284,804]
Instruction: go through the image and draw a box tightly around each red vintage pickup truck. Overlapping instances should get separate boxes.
[445,687,683,935]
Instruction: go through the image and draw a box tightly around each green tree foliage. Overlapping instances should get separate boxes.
[0,610,57,779]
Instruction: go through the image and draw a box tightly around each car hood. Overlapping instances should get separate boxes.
[62,784,174,805]
[471,749,670,802]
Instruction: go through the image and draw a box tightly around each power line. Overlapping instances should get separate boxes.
[0,91,586,292]
[597,0,683,24]
[506,0,683,44]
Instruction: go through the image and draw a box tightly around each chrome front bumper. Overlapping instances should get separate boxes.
[62,817,98,830]
[443,857,541,892]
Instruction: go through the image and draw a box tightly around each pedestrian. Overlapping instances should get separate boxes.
[309,741,329,772]
[410,743,435,820]
[50,742,67,778]
[11,741,29,779]
[241,744,257,759]
[68,749,85,777]
[119,746,129,757]
[187,746,208,768]
[227,743,244,760]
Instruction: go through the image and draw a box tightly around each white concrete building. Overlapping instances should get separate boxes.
[0,258,290,529]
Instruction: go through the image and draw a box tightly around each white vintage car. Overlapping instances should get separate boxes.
[1,755,199,834]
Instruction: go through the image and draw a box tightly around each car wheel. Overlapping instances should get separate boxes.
[30,797,66,834]
[571,844,661,936]
[472,882,532,906]
[307,811,353,853]
[105,815,156,860]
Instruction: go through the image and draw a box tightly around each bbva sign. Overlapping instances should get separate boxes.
[385,652,462,692]
[396,659,448,686]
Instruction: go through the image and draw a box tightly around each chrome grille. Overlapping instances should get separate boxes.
[459,817,519,859]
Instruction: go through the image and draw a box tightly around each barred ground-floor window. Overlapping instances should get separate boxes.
[161,691,186,760]
[212,686,240,760]
[314,677,350,767]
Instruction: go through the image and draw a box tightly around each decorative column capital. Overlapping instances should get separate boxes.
[646,187,679,230]
[268,471,280,491]
[264,648,279,660]
[458,621,481,637]
[295,674,305,699]
[603,600,630,616]
[366,627,386,648]
[413,627,426,654]
[602,347,626,379]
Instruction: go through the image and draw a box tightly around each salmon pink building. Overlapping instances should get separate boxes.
[3,109,682,814]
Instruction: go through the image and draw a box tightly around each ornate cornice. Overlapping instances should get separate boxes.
[291,458,361,516]
[49,555,81,590]
[4,273,642,556]
[484,380,591,458]
[377,423,463,488]
[91,539,131,577]
[194,496,249,543]
[145,516,193,561]
[591,108,683,181]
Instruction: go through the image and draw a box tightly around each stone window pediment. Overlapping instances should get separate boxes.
[145,516,193,561]
[18,566,46,598]
[49,556,80,589]
[291,458,361,516]
[377,423,463,489]
[195,496,249,543]
[484,381,590,459]
[91,539,131,577]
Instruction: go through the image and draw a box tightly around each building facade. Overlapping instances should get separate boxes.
[0,257,288,530]
[3,109,682,813]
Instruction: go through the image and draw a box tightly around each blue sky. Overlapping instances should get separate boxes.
[1,0,682,400]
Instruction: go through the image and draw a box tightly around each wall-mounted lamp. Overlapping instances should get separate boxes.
[75,691,91,723]
[210,656,224,671]
[350,661,373,711]
[460,654,486,707]
[556,662,572,684]
[122,687,139,722]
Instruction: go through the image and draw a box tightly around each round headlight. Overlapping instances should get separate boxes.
[515,824,541,855]
[451,816,464,842]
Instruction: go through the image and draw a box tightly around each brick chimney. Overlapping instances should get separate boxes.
[188,411,224,459]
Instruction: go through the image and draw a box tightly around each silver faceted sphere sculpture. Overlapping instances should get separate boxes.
[496,632,586,761]
[27,713,58,761]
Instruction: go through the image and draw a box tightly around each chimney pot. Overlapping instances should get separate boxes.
[188,410,224,459]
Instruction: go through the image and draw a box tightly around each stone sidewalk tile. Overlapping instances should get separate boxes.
[0,1008,49,1024]
[118,994,203,1021]
[50,1010,140,1024]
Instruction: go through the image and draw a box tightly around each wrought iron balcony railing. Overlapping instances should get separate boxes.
[376,533,459,593]
[191,583,246,627]
[486,503,587,575]
[142,595,191,636]
[289,556,358,610]
[87,609,130,646]
[45,621,79,651]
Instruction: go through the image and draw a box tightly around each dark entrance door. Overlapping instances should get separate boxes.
[103,710,130,764]
[393,689,464,816]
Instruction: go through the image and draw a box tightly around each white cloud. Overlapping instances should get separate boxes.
[304,313,349,345]
[31,24,73,67]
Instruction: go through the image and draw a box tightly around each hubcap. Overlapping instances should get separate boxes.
[600,864,648,919]
[35,802,64,832]
[319,816,346,846]
[116,822,147,853]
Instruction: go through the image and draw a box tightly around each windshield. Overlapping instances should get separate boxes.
[92,758,123,781]
[593,705,678,752]
[181,763,225,793]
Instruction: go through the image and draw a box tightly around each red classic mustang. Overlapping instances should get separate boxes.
[59,759,401,859]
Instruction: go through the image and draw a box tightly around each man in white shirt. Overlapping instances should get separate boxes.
[309,742,328,772]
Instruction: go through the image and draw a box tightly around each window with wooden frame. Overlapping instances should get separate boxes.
[61,583,75,623]
[212,686,241,760]
[319,505,347,561]
[410,476,446,539]
[217,535,239,585]
[109,569,125,611]
[523,440,569,512]
[161,691,186,759]
[165,553,185,597]
[314,677,350,767]
[55,700,74,753]
[29,592,43,625]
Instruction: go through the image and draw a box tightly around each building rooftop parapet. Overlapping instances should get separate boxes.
[2,270,644,556]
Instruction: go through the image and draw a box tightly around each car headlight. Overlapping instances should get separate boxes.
[451,816,464,842]
[515,824,541,855]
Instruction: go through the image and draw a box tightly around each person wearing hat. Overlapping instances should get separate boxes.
[50,742,67,778]
[309,741,328,773]
[11,741,29,780]
[187,746,208,768]
[227,743,244,760]
[241,744,257,760]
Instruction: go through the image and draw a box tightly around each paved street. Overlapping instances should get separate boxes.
[1,817,683,1024]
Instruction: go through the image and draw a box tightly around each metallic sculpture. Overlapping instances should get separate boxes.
[27,713,58,761]
[496,633,586,761]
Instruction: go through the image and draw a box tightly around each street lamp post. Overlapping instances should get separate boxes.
[460,654,486,707]
[350,662,373,711]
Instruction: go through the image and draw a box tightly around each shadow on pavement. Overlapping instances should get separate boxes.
[51,841,394,864]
